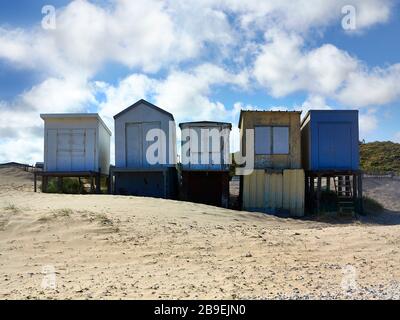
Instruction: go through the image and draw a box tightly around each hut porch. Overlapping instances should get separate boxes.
[305,170,363,215]
[34,170,107,194]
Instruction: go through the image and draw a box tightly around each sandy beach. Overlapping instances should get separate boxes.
[1,166,400,300]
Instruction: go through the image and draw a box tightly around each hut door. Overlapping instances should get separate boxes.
[189,127,202,169]
[70,129,86,171]
[126,123,142,168]
[318,123,352,169]
[57,129,73,171]
[142,122,161,167]
[126,122,161,168]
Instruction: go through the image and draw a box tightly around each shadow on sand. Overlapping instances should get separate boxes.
[299,209,400,226]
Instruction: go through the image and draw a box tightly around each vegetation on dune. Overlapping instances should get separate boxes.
[360,141,400,174]
[46,177,82,194]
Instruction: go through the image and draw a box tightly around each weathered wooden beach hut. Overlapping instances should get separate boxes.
[301,110,362,214]
[39,113,111,193]
[111,99,177,198]
[179,121,231,208]
[239,111,305,217]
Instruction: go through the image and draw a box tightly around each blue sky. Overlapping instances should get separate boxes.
[0,0,400,163]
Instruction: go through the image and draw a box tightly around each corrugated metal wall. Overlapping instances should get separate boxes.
[242,169,305,217]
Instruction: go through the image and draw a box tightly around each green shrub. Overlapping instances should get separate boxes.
[46,178,82,194]
[360,141,400,174]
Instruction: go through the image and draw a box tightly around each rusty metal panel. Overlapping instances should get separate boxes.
[242,169,304,216]
[283,169,305,217]
[265,172,283,212]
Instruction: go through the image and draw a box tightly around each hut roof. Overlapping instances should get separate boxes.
[238,110,302,128]
[113,99,174,121]
[40,113,112,136]
[179,121,232,130]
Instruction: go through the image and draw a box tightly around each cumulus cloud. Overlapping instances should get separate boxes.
[359,111,378,137]
[300,95,333,112]
[337,64,400,106]
[154,64,249,123]
[0,0,399,163]
[215,0,393,33]
[253,30,400,108]
[0,76,99,163]
[0,0,236,79]
[254,30,359,97]
[393,132,400,143]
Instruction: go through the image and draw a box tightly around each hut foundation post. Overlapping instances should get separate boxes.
[57,177,63,193]
[34,172,37,192]
[95,171,101,194]
[317,176,322,214]
[90,175,95,194]
[309,175,315,214]
[358,173,364,214]
[42,176,48,193]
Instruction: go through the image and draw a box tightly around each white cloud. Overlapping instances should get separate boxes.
[393,132,400,143]
[300,95,333,113]
[0,76,99,164]
[154,64,249,123]
[253,30,400,108]
[0,0,399,163]
[0,0,236,79]
[0,0,394,79]
[337,64,400,107]
[216,0,393,33]
[97,74,156,127]
[253,30,358,97]
[359,111,378,137]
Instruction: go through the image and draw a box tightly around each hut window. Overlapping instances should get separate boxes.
[255,126,289,155]
[273,127,289,154]
[255,127,272,154]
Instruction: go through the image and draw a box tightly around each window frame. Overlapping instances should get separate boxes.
[254,125,290,155]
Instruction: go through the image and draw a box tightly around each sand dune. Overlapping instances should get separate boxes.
[1,167,400,299]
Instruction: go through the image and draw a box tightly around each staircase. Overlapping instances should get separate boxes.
[334,176,355,215]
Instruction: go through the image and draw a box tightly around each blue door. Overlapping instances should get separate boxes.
[318,123,352,169]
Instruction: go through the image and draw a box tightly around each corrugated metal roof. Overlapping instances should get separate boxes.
[179,121,232,130]
[300,109,359,128]
[238,110,302,128]
[113,99,174,120]
[40,113,112,136]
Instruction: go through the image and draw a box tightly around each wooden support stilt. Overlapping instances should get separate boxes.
[57,177,63,193]
[353,174,358,213]
[42,176,48,193]
[90,175,95,194]
[358,173,364,214]
[34,172,37,193]
[95,171,101,194]
[309,176,315,214]
[317,176,322,214]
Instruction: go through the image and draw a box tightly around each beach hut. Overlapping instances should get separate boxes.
[301,110,362,214]
[179,121,231,208]
[239,111,304,217]
[111,99,177,198]
[39,113,111,193]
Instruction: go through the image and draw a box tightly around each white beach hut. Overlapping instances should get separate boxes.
[40,113,111,174]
